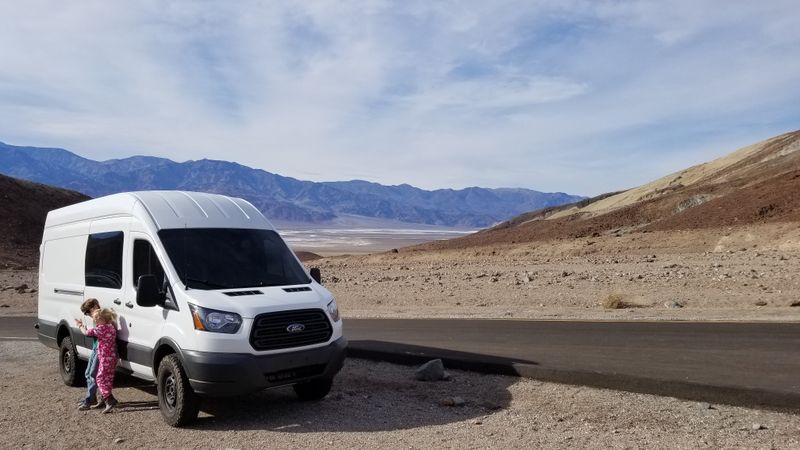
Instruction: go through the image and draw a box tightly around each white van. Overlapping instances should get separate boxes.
[36,191,346,426]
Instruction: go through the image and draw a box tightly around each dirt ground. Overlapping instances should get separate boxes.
[315,223,800,321]
[3,223,800,448]
[1,341,798,449]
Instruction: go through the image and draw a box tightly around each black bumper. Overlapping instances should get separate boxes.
[183,336,347,397]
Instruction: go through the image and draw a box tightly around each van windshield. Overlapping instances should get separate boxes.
[158,228,310,290]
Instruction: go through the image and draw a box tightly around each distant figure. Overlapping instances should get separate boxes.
[76,308,119,413]
[75,298,101,411]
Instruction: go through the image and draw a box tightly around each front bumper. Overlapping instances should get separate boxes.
[183,336,347,397]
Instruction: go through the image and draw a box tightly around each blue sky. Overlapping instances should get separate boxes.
[1,1,798,196]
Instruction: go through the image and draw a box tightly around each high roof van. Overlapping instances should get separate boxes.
[36,191,346,426]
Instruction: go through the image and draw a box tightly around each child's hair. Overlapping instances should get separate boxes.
[80,298,101,315]
[96,308,118,324]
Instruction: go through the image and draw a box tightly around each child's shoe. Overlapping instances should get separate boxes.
[101,396,118,414]
[90,400,106,410]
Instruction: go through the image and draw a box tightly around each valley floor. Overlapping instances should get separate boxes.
[317,222,800,322]
[3,223,799,322]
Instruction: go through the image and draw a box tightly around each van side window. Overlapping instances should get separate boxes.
[85,231,124,289]
[133,240,166,289]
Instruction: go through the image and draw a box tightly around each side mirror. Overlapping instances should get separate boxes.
[136,275,160,307]
[310,267,321,284]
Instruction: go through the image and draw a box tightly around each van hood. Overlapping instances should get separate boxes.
[179,284,333,319]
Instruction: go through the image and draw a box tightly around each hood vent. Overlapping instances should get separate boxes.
[283,286,312,293]
[224,290,264,297]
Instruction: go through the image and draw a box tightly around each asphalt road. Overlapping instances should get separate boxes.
[5,316,799,408]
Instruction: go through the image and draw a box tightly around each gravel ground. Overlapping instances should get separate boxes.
[1,342,799,449]
[315,224,800,321]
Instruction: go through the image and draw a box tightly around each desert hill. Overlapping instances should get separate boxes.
[0,174,89,267]
[419,130,800,250]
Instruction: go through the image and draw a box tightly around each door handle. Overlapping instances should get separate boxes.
[125,301,134,308]
[113,299,121,305]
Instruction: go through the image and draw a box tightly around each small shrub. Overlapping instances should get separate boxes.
[602,293,627,309]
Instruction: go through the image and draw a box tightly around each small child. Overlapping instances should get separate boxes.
[75,298,101,411]
[76,308,119,413]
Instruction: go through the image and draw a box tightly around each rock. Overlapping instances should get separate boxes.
[754,301,768,306]
[0,304,8,308]
[697,402,713,410]
[113,438,125,444]
[415,359,446,381]
[664,301,684,309]
[751,423,766,431]
[14,284,29,293]
[440,396,465,407]
[391,248,399,253]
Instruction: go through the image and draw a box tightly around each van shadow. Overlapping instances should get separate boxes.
[186,343,535,432]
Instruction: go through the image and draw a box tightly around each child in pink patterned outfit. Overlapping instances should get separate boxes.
[77,308,119,413]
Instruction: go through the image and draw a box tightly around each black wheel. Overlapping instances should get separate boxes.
[293,377,333,401]
[156,354,200,427]
[58,336,85,387]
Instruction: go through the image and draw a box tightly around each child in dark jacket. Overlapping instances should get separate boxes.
[74,298,100,411]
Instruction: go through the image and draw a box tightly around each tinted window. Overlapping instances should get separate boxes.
[158,228,309,290]
[85,231,123,289]
[133,240,166,289]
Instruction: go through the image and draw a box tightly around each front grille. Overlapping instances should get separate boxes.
[250,309,332,351]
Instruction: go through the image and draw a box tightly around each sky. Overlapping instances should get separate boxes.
[1,1,799,196]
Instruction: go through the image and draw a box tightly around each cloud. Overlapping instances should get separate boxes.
[0,0,798,196]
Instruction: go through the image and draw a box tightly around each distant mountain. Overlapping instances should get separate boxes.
[0,142,584,227]
[418,129,800,249]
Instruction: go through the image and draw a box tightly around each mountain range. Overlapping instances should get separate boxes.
[0,142,583,227]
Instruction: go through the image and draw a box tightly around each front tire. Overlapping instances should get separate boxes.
[58,336,85,387]
[293,377,333,401]
[157,354,200,427]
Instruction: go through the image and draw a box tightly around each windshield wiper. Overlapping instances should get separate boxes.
[184,277,230,290]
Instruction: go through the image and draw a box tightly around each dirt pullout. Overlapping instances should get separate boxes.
[3,341,799,449]
[0,173,89,268]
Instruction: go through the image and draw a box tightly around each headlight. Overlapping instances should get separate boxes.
[188,304,242,334]
[327,298,340,322]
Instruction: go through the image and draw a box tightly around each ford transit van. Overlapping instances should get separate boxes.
[36,191,346,426]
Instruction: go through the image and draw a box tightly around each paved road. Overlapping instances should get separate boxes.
[5,316,799,408]
[0,316,39,340]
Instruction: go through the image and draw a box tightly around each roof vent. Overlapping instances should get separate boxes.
[224,290,264,297]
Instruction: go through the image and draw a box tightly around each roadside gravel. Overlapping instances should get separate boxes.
[2,342,799,449]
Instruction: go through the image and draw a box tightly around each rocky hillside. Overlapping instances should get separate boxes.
[421,130,800,250]
[0,142,583,228]
[0,174,89,267]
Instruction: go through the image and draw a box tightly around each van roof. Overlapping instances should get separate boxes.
[45,191,274,231]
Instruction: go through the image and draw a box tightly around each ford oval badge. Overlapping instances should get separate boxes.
[286,323,306,333]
